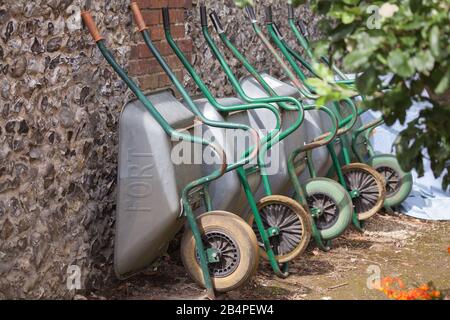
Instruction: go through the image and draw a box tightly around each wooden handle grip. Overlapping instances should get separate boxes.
[130,2,148,32]
[81,11,104,42]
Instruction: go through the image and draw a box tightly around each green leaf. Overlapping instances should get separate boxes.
[316,1,332,14]
[387,49,415,78]
[313,40,330,59]
[343,50,369,70]
[401,20,423,31]
[305,78,330,96]
[400,36,416,47]
[341,12,356,24]
[429,25,441,57]
[376,53,388,65]
[409,0,424,13]
[342,0,359,5]
[315,96,328,107]
[312,63,335,82]
[435,69,450,95]
[356,33,384,51]
[356,67,380,95]
[330,23,355,42]
[411,50,435,74]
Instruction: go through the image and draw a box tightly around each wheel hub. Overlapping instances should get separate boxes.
[206,248,220,263]
[196,230,240,278]
[344,168,380,214]
[307,192,339,230]
[267,226,280,237]
[253,203,303,256]
[350,189,361,198]
[376,166,401,197]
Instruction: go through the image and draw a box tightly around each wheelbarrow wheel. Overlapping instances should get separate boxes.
[305,178,353,240]
[197,211,260,274]
[181,212,258,292]
[248,195,312,263]
[341,163,386,220]
[368,154,413,208]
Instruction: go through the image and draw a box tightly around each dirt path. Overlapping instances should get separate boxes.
[97,213,450,300]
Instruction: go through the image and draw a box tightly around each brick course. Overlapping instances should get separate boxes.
[130,0,192,91]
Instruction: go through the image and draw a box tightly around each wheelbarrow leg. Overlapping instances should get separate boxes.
[352,212,364,232]
[184,203,215,299]
[287,151,331,251]
[311,221,331,251]
[237,167,289,278]
[384,205,395,215]
[327,143,365,233]
[202,184,213,212]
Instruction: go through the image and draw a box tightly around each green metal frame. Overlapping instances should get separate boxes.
[200,6,322,277]
[205,8,349,250]
[138,24,291,297]
[240,5,365,231]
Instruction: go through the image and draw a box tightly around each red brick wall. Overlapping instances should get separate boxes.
[129,0,193,91]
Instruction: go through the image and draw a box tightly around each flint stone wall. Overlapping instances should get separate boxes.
[0,0,319,298]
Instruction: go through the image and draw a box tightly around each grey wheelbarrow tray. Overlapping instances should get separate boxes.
[81,10,263,299]
[117,90,247,278]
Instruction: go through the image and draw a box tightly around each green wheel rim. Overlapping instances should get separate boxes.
[304,178,353,241]
[369,154,413,207]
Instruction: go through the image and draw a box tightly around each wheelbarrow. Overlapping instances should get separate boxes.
[81,9,263,299]
[129,1,317,289]
[275,4,413,209]
[205,9,356,250]
[236,6,386,232]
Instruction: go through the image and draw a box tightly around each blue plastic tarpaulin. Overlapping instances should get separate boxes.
[361,102,450,220]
